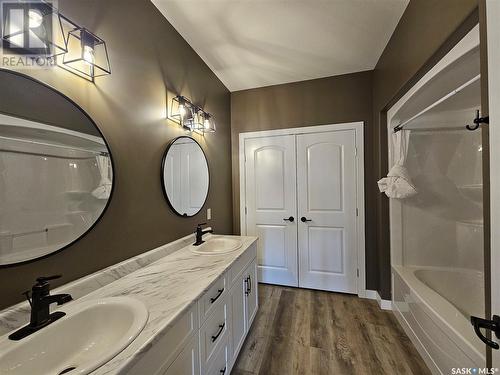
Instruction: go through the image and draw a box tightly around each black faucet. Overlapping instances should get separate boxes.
[9,275,72,341]
[194,223,213,246]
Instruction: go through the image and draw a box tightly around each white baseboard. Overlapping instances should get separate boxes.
[363,289,393,310]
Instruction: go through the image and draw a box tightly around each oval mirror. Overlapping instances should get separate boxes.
[0,70,113,266]
[161,136,209,217]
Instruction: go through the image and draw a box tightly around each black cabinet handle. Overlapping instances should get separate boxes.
[210,288,224,304]
[220,366,226,375]
[247,275,252,295]
[301,217,312,222]
[244,277,249,295]
[283,216,294,222]
[211,323,225,342]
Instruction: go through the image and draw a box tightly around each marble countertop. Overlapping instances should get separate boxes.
[0,234,257,374]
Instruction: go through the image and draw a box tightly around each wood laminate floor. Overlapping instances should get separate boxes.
[232,284,430,375]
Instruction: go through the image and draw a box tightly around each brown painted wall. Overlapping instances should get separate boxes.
[372,0,478,299]
[230,71,378,290]
[0,0,232,309]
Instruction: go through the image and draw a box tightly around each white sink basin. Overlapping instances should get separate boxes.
[0,297,148,375]
[190,236,243,255]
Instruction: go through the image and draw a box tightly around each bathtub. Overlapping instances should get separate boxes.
[392,265,485,374]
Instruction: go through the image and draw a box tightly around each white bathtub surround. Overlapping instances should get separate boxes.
[0,234,257,374]
[392,265,484,373]
[386,25,484,374]
[0,232,196,336]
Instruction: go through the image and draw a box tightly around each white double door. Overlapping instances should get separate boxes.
[244,128,359,294]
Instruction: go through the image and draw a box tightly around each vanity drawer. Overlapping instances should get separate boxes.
[228,242,256,286]
[199,274,227,324]
[128,303,199,375]
[200,299,229,370]
[204,336,229,375]
[162,332,200,375]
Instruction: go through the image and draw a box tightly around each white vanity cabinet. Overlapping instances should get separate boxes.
[128,242,257,375]
[229,259,258,365]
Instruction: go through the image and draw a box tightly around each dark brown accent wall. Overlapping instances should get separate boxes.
[0,0,232,309]
[230,71,378,290]
[372,0,479,299]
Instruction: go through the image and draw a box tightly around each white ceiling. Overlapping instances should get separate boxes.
[152,0,409,92]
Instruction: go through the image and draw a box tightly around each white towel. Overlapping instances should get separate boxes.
[378,164,417,199]
[92,155,112,200]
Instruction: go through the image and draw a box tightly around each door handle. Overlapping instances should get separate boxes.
[471,315,500,349]
[283,216,294,222]
[301,217,312,222]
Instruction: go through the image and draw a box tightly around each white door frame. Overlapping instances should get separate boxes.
[239,122,366,297]
[486,0,500,364]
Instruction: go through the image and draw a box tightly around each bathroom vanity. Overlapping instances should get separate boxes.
[0,234,258,375]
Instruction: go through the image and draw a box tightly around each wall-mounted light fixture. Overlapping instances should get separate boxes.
[200,111,216,133]
[168,95,217,134]
[170,95,195,130]
[1,1,68,56]
[62,27,110,81]
[1,1,111,82]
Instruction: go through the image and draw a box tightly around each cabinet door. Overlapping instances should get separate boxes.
[230,272,247,363]
[163,333,200,375]
[245,260,258,328]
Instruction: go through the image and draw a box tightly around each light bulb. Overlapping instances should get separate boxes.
[204,118,210,129]
[83,45,95,65]
[28,9,43,28]
[179,104,186,117]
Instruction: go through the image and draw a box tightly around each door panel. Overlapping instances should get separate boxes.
[297,130,357,293]
[245,135,298,286]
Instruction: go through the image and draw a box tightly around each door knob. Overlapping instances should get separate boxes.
[283,216,294,222]
[301,217,312,222]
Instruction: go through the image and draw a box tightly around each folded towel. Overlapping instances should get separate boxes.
[378,163,417,199]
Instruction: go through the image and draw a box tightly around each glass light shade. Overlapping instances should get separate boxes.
[189,108,207,133]
[1,2,68,56]
[201,112,216,133]
[170,95,195,129]
[62,27,110,79]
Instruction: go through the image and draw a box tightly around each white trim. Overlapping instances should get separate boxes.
[487,0,500,365]
[363,289,393,311]
[238,121,366,297]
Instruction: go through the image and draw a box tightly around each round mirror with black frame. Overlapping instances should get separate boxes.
[0,69,114,267]
[161,136,209,217]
